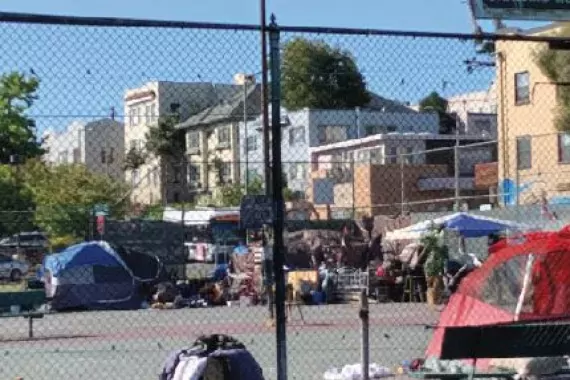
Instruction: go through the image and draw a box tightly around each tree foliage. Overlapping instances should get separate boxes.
[21,160,129,238]
[535,25,570,132]
[0,72,45,163]
[281,38,370,110]
[145,114,185,159]
[123,146,147,171]
[0,165,35,235]
[418,91,456,134]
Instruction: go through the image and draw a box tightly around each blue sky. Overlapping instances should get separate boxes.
[0,0,549,133]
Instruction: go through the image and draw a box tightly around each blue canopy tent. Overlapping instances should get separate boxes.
[43,241,140,311]
[385,212,527,241]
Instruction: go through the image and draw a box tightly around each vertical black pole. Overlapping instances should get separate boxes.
[260,0,274,322]
[269,15,287,380]
[260,0,271,196]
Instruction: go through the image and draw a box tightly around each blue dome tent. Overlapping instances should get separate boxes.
[42,241,140,311]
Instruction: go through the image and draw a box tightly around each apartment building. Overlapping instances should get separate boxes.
[176,82,261,203]
[307,132,495,218]
[240,104,440,194]
[43,118,124,180]
[123,81,241,205]
[495,24,570,205]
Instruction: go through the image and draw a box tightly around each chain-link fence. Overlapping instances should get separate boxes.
[1,10,570,380]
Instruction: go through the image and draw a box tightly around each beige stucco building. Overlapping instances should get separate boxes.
[496,24,570,205]
[123,81,242,205]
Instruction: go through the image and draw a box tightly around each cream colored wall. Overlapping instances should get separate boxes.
[186,121,240,192]
[496,30,570,203]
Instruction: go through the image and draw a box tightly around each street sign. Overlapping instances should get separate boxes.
[94,203,109,217]
[472,0,570,21]
[240,195,276,229]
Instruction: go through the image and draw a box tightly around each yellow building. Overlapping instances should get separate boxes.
[496,24,570,205]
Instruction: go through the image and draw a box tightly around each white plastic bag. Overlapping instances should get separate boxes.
[323,363,393,379]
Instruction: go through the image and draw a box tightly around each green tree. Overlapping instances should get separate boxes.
[281,38,370,110]
[418,91,456,134]
[145,114,185,159]
[535,25,570,132]
[0,72,45,163]
[21,160,129,238]
[123,146,147,171]
[0,165,35,235]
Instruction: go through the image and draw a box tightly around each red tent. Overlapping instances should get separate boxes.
[426,225,570,368]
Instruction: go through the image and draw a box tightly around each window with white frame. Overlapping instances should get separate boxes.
[403,147,414,164]
[217,126,231,147]
[187,131,200,152]
[188,164,201,185]
[515,71,530,105]
[150,104,157,122]
[288,126,305,146]
[318,125,348,144]
[134,107,140,125]
[246,136,258,151]
[220,162,232,183]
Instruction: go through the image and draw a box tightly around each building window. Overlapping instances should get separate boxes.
[134,107,141,125]
[559,134,570,164]
[387,146,398,164]
[516,136,532,170]
[220,162,232,183]
[188,164,201,185]
[289,163,306,181]
[128,108,135,126]
[187,131,200,152]
[246,136,258,151]
[217,126,231,147]
[58,150,68,163]
[318,125,347,145]
[132,169,140,186]
[289,126,305,145]
[515,71,530,105]
[108,147,115,164]
[150,104,157,122]
[172,165,181,183]
[403,147,414,164]
[145,105,151,124]
[101,149,106,164]
[365,125,387,136]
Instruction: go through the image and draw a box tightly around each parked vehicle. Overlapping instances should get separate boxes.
[0,255,29,281]
[0,232,49,249]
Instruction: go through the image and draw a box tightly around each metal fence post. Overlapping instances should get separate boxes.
[269,15,288,380]
[360,289,370,380]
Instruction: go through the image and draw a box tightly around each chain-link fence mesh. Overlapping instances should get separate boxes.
[1,11,570,380]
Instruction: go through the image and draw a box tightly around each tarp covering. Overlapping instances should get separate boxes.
[43,241,139,311]
[426,225,570,369]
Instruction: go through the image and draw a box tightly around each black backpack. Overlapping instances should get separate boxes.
[160,334,264,380]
